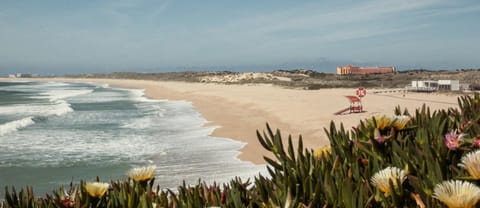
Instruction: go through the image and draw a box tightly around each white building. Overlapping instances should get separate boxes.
[438,80,460,91]
[14,73,33,78]
[408,80,461,92]
[460,83,471,91]
[409,80,438,92]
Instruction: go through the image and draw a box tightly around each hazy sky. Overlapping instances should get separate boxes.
[1,0,479,74]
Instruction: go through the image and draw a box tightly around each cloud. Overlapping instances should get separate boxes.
[166,0,445,65]
[419,2,480,17]
[255,1,435,33]
[166,0,476,67]
[182,0,434,53]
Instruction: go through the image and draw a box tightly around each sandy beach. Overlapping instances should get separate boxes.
[1,78,463,164]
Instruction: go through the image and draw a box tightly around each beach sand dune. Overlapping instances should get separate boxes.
[1,78,462,164]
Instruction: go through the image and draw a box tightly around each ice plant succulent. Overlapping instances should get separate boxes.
[370,167,407,194]
[458,150,480,179]
[127,165,156,182]
[433,180,480,208]
[84,182,109,198]
[313,145,331,159]
[445,130,465,150]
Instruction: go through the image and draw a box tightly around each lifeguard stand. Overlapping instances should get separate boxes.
[333,86,366,115]
[345,95,363,113]
[333,95,363,115]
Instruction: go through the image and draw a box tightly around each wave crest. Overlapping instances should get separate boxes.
[0,117,35,136]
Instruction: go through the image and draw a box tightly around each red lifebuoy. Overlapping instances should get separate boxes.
[356,87,367,97]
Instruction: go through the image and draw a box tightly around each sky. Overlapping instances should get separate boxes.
[0,0,479,75]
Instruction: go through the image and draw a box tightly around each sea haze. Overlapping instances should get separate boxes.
[0,81,265,195]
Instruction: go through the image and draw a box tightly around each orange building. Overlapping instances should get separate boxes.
[336,65,396,75]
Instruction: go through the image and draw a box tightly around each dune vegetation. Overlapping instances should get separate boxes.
[2,93,480,207]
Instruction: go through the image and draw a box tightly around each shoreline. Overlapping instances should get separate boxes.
[82,79,287,164]
[0,78,463,164]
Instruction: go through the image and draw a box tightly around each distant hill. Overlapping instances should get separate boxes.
[66,69,480,90]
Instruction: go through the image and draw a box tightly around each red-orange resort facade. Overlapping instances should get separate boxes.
[336,65,396,75]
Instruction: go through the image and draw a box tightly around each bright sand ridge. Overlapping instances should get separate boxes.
[1,78,461,164]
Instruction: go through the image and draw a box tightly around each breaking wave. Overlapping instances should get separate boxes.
[0,101,74,117]
[0,117,35,136]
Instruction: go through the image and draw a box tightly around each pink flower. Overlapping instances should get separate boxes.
[376,135,388,144]
[473,137,480,148]
[373,128,391,144]
[444,130,465,150]
[461,121,474,131]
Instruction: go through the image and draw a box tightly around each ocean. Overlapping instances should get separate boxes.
[0,81,265,196]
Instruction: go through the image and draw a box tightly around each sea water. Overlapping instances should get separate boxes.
[0,81,266,196]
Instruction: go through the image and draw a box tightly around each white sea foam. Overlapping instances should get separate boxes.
[128,89,160,103]
[35,89,94,101]
[49,100,74,116]
[120,90,167,129]
[0,130,163,167]
[42,82,70,87]
[87,82,110,89]
[121,117,154,129]
[72,90,127,103]
[0,101,73,117]
[17,85,93,117]
[0,117,35,136]
[121,105,166,129]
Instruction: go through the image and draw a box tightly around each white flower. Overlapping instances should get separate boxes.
[373,115,391,130]
[459,150,480,179]
[391,115,410,130]
[433,180,480,208]
[127,165,156,182]
[370,167,407,194]
[84,182,109,198]
[313,145,331,159]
